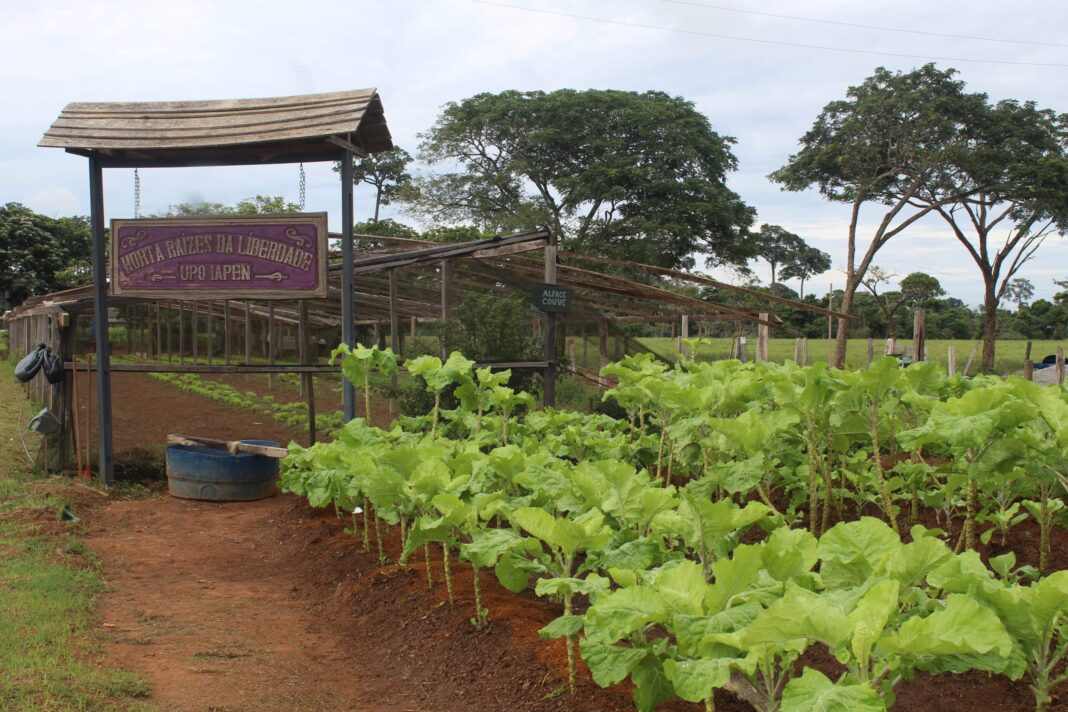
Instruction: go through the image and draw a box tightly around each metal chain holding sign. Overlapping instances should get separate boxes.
[133,168,142,218]
[298,163,306,211]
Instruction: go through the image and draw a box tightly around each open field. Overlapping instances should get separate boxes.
[629,337,1066,375]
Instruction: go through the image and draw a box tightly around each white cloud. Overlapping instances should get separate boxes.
[2,0,1067,305]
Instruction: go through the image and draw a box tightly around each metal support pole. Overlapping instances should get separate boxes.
[341,149,356,421]
[543,240,558,408]
[88,158,113,485]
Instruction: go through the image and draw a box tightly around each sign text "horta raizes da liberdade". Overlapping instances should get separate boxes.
[110,214,328,299]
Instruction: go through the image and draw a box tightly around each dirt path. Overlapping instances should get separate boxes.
[88,494,423,712]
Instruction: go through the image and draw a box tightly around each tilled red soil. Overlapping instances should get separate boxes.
[72,371,1067,711]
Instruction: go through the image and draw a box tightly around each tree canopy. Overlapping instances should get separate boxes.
[771,64,988,367]
[778,245,831,299]
[405,88,755,270]
[920,99,1068,370]
[156,195,303,217]
[752,223,829,295]
[0,203,90,311]
[346,146,412,223]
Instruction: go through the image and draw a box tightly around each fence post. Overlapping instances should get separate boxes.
[947,345,956,376]
[757,313,769,362]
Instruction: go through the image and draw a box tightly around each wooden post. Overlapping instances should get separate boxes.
[826,283,833,365]
[756,313,769,362]
[913,308,926,363]
[267,302,275,389]
[244,302,253,366]
[738,336,748,363]
[389,270,400,399]
[567,338,576,372]
[59,312,74,471]
[543,241,558,408]
[206,301,213,365]
[947,345,956,376]
[166,302,173,363]
[582,327,589,368]
[410,316,417,350]
[1057,346,1065,385]
[191,301,199,363]
[178,302,185,364]
[963,341,979,377]
[679,315,689,356]
[389,270,401,357]
[1024,340,1034,381]
[224,300,232,366]
[793,337,801,364]
[441,260,454,359]
[867,337,874,368]
[299,300,316,445]
[599,318,609,384]
[372,321,381,349]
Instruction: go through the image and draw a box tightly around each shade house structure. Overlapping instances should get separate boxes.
[39,89,394,484]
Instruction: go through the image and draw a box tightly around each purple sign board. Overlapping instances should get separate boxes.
[110,214,328,300]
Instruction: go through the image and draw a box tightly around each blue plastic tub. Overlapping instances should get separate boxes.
[166,439,280,501]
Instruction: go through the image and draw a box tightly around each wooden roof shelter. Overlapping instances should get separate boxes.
[38,88,392,484]
[39,89,391,166]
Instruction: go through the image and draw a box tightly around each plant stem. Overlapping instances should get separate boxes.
[362,498,371,550]
[964,478,978,551]
[431,391,441,438]
[869,411,899,535]
[374,514,386,563]
[564,593,576,695]
[1040,483,1051,574]
[472,563,486,629]
[705,695,715,712]
[364,372,372,423]
[442,543,454,603]
[656,421,667,483]
[821,459,834,536]
[424,542,433,589]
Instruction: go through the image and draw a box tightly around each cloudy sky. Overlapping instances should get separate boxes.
[3,0,1067,306]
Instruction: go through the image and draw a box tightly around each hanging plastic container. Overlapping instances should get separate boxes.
[15,344,46,383]
[165,439,280,501]
[28,408,62,436]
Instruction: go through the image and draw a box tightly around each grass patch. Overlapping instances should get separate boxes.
[0,359,155,712]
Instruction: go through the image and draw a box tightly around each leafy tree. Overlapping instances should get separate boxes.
[778,245,831,299]
[922,99,1068,372]
[233,195,302,214]
[1005,277,1036,311]
[753,223,804,285]
[406,89,755,270]
[338,146,412,223]
[861,267,944,339]
[352,218,421,240]
[0,203,91,310]
[771,65,985,367]
[156,195,302,217]
[1054,277,1068,305]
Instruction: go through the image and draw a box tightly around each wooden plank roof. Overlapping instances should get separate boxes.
[39,89,392,166]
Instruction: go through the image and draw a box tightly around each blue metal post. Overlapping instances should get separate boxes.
[88,157,114,484]
[341,149,356,421]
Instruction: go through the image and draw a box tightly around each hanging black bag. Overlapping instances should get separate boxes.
[15,343,46,383]
[42,347,64,384]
